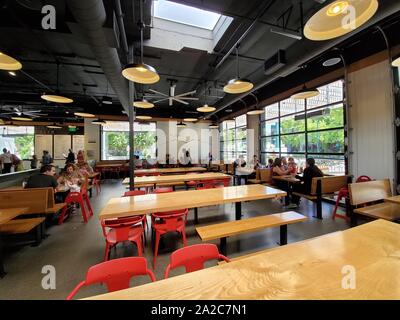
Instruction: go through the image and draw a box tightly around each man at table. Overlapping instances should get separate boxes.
[26,165,58,189]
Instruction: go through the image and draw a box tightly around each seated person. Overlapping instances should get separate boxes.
[250,155,260,170]
[78,162,94,176]
[287,157,298,175]
[134,155,142,168]
[58,163,84,193]
[281,157,288,170]
[26,165,58,189]
[290,158,324,207]
[267,158,274,168]
[271,158,290,205]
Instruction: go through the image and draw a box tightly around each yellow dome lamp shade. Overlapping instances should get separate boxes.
[136,115,152,120]
[291,85,320,100]
[122,63,160,84]
[183,118,197,122]
[223,78,254,94]
[11,115,33,121]
[91,119,107,125]
[247,108,264,115]
[209,123,219,129]
[0,52,22,70]
[197,104,216,113]
[47,124,62,129]
[41,94,74,104]
[392,56,400,68]
[177,121,187,128]
[133,99,155,109]
[304,0,379,41]
[74,112,96,118]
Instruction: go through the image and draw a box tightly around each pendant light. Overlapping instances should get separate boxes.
[74,112,95,118]
[41,63,73,103]
[183,118,197,122]
[223,47,253,94]
[122,0,159,84]
[197,85,216,112]
[209,123,219,129]
[102,82,112,104]
[177,121,187,128]
[392,57,400,68]
[47,123,62,129]
[304,0,379,41]
[91,119,107,125]
[133,99,155,109]
[246,93,264,115]
[136,115,152,120]
[11,114,32,121]
[291,84,320,100]
[0,51,22,70]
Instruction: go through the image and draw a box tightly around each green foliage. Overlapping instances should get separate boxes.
[134,132,156,158]
[106,132,129,156]
[14,135,34,159]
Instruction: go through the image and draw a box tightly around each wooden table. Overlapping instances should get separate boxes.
[85,219,400,300]
[385,195,400,204]
[134,167,207,175]
[272,175,301,183]
[99,184,286,222]
[122,172,230,187]
[0,207,28,278]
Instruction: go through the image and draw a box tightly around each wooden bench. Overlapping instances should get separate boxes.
[196,211,307,255]
[248,168,273,185]
[292,175,351,219]
[348,179,399,224]
[0,217,45,246]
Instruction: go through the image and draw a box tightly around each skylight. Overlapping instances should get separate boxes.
[153,0,222,30]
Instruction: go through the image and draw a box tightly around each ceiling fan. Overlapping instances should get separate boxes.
[143,79,199,106]
[0,106,48,118]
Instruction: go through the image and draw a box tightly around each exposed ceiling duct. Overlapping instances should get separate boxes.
[66,0,130,111]
[205,0,400,119]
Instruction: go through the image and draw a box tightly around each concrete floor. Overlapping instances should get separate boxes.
[0,180,352,300]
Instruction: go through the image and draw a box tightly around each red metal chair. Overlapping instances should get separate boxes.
[101,216,144,261]
[151,209,188,269]
[153,187,174,194]
[123,190,146,197]
[92,176,101,195]
[66,257,156,300]
[332,175,373,220]
[58,187,93,225]
[164,244,230,279]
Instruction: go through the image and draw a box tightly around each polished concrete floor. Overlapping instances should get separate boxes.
[0,180,352,300]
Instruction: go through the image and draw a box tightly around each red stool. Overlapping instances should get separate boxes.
[332,187,349,221]
[58,188,93,225]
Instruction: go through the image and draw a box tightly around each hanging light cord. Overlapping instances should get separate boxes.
[140,0,144,64]
[235,47,240,79]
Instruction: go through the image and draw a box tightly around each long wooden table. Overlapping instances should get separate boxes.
[85,219,400,300]
[0,207,28,278]
[122,172,230,187]
[134,167,207,175]
[99,184,286,222]
[385,195,400,204]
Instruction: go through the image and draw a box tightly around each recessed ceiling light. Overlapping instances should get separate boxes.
[183,118,197,122]
[41,94,73,104]
[304,0,379,41]
[323,57,342,67]
[197,104,216,112]
[136,115,152,120]
[74,112,96,118]
[133,100,155,108]
[0,52,22,71]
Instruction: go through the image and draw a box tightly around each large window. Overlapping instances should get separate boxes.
[101,121,156,160]
[260,80,346,174]
[0,126,34,160]
[220,114,247,162]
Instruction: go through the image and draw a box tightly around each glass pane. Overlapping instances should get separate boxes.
[280,113,305,134]
[134,131,156,158]
[280,98,305,116]
[307,80,344,109]
[261,119,279,136]
[280,133,306,153]
[307,129,345,153]
[308,155,346,174]
[104,132,129,160]
[307,104,344,131]
[236,139,247,152]
[235,114,247,127]
[262,103,279,120]
[236,127,246,140]
[261,136,279,152]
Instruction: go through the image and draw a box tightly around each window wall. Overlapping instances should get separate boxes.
[220,114,247,162]
[101,121,157,160]
[0,126,34,160]
[260,80,346,174]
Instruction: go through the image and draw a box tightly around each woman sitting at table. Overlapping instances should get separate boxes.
[58,163,84,193]
[78,162,94,176]
[287,157,298,175]
[290,158,324,207]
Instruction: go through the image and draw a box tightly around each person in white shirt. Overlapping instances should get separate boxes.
[0,148,13,174]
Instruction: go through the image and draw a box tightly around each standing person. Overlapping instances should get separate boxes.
[30,155,38,169]
[77,150,85,166]
[65,149,75,164]
[290,158,324,207]
[0,148,12,173]
[41,150,52,166]
[12,153,24,172]
[182,149,192,167]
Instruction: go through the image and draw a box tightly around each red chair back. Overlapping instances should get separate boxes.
[356,175,372,183]
[101,216,144,240]
[164,244,230,278]
[153,187,173,194]
[66,257,156,299]
[123,190,146,197]
[152,209,188,227]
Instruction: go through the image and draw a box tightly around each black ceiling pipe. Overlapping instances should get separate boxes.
[205,1,400,120]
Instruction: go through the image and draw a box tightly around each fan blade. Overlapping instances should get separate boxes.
[175,90,196,97]
[149,89,169,97]
[173,98,189,105]
[0,112,16,115]
[174,97,199,100]
[153,98,169,103]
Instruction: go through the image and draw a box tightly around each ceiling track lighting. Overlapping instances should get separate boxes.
[0,51,22,71]
[223,47,253,94]
[304,0,379,41]
[121,0,159,84]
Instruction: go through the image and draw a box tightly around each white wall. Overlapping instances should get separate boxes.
[348,59,395,183]
[84,118,101,161]
[247,115,259,163]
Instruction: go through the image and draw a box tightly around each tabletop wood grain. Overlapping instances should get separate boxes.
[0,208,28,225]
